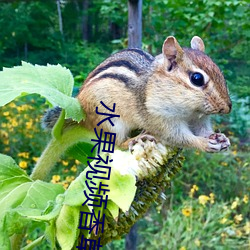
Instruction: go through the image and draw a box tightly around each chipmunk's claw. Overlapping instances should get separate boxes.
[129,134,156,153]
[207,133,230,152]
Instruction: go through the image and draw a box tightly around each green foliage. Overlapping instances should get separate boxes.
[0,154,64,249]
[0,0,249,249]
[0,0,249,100]
[138,197,249,249]
[0,62,84,121]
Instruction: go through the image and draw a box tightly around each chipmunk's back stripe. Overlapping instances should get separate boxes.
[91,60,140,79]
[122,48,154,62]
[96,73,130,85]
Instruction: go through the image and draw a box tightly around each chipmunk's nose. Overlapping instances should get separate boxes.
[219,101,232,114]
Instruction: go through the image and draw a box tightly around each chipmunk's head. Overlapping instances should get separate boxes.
[157,36,232,115]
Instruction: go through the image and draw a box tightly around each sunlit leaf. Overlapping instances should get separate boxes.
[0,62,84,121]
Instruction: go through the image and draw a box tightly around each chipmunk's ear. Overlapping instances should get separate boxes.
[162,36,184,63]
[191,36,205,52]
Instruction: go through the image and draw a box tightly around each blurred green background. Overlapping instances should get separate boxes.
[0,0,249,249]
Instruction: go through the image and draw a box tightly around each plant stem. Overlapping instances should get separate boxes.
[30,125,95,181]
[11,126,95,249]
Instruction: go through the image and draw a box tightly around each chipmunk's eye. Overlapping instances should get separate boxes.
[190,72,204,87]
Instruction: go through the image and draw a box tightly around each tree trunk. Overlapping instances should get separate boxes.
[128,0,142,48]
[82,0,89,41]
[125,224,137,250]
[56,0,63,36]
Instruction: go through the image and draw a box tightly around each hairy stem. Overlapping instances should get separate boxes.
[11,126,95,249]
[30,125,95,181]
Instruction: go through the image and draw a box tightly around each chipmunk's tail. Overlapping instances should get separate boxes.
[41,106,62,130]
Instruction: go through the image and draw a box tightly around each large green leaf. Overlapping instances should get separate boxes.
[64,151,137,214]
[0,62,84,121]
[0,154,65,248]
[20,181,64,212]
[63,167,100,207]
[0,154,30,181]
[56,205,80,250]
[0,176,32,201]
[103,167,136,213]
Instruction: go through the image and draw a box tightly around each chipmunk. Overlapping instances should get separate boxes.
[44,36,232,153]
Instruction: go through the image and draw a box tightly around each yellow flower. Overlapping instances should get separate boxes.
[32,157,39,162]
[51,175,61,183]
[209,193,215,204]
[179,247,186,250]
[189,184,199,197]
[3,111,9,116]
[220,217,228,224]
[244,221,250,234]
[70,165,77,172]
[221,162,228,167]
[231,197,240,209]
[63,182,69,189]
[26,121,33,129]
[66,176,75,182]
[194,238,201,247]
[234,214,243,224]
[11,119,18,127]
[243,195,248,204]
[75,159,81,165]
[198,195,210,206]
[19,161,28,169]
[3,138,9,145]
[0,130,8,138]
[182,207,192,217]
[9,102,16,108]
[232,150,237,156]
[18,152,30,159]
[62,160,69,166]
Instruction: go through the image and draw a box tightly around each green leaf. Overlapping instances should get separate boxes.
[0,62,85,122]
[103,168,136,213]
[56,205,80,250]
[0,154,65,242]
[26,201,62,222]
[65,141,96,165]
[0,176,31,201]
[45,220,56,249]
[20,181,64,212]
[0,231,10,250]
[0,182,32,214]
[0,154,30,181]
[64,168,99,207]
[3,210,31,238]
[107,200,119,220]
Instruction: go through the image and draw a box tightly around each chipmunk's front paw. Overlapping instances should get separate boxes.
[129,134,156,152]
[206,133,230,152]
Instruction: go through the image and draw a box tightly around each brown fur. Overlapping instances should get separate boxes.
[77,36,232,152]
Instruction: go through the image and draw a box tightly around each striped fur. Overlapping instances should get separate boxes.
[77,36,231,153]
